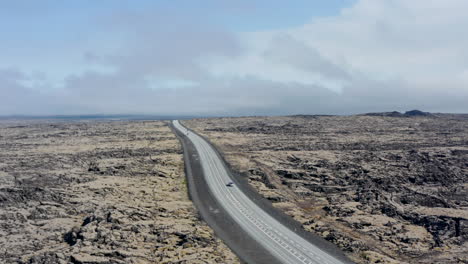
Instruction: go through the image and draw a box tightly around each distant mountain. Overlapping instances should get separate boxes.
[362,110,434,117]
[363,111,405,117]
[404,110,433,116]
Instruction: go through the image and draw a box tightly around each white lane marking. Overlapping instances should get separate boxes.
[196,137,302,264]
[177,121,314,263]
[174,121,344,264]
[176,121,326,264]
[199,142,314,264]
[201,143,323,264]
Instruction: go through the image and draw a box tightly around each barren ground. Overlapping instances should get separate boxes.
[0,120,238,264]
[185,114,468,264]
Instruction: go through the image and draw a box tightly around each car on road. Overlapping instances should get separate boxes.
[226,182,234,187]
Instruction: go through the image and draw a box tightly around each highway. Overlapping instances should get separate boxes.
[173,120,350,264]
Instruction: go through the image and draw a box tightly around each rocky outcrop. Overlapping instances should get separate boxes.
[185,114,468,264]
[0,120,238,264]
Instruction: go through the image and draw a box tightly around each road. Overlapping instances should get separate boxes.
[173,120,352,264]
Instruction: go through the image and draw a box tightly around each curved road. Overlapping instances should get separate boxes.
[173,120,350,264]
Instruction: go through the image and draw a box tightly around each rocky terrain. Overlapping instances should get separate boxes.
[0,120,238,264]
[184,113,468,264]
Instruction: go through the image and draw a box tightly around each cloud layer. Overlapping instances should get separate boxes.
[1,0,467,116]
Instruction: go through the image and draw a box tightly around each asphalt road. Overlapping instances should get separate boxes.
[173,120,352,264]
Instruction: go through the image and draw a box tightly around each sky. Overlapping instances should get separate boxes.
[1,0,467,116]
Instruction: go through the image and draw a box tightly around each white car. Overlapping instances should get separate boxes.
[226,182,234,187]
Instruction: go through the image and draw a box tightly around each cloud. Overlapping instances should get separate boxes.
[0,69,67,115]
[209,0,468,113]
[292,0,468,80]
[1,0,467,116]
[262,34,351,82]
